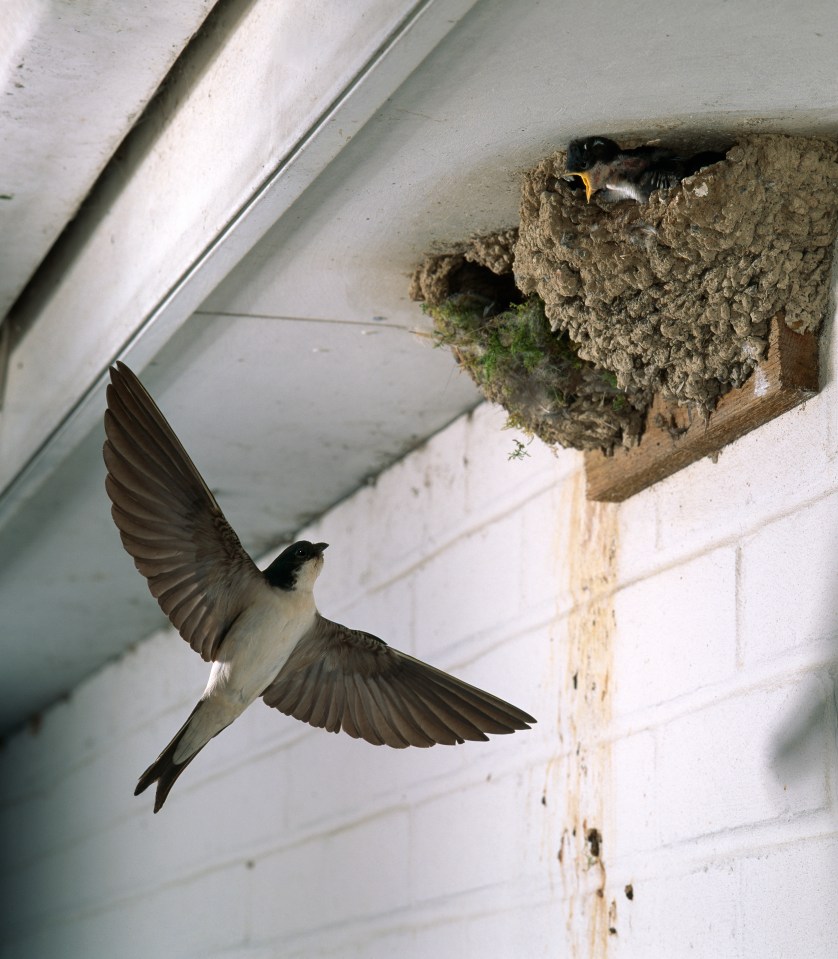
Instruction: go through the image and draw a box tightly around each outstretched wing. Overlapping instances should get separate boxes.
[262,614,535,747]
[103,362,263,661]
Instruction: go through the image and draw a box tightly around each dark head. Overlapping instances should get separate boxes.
[566,137,621,172]
[264,540,328,591]
[566,137,621,201]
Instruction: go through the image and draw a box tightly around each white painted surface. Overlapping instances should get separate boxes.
[0,6,838,950]
[2,0,838,729]
[2,292,838,953]
[0,0,479,496]
[0,0,217,317]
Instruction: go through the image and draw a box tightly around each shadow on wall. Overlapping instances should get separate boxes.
[769,550,838,800]
[771,672,837,790]
[769,250,838,807]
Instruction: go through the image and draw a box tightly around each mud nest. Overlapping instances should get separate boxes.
[411,242,646,450]
[411,134,838,453]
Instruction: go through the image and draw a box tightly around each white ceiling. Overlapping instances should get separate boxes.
[1,0,837,732]
[0,0,217,318]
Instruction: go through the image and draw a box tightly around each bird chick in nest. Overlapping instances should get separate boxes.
[565,136,726,203]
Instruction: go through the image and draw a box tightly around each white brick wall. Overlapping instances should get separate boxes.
[3,306,838,957]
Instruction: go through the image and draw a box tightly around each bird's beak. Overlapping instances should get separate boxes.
[578,172,593,203]
[313,542,329,554]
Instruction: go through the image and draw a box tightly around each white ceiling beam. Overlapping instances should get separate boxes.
[0,0,219,317]
[0,0,479,531]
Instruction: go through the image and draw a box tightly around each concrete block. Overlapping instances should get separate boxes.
[412,512,524,658]
[740,835,838,959]
[651,395,836,566]
[298,486,378,603]
[249,808,411,943]
[610,860,739,959]
[516,484,575,616]
[739,491,838,665]
[281,722,462,835]
[325,575,415,654]
[356,919,470,959]
[465,898,557,958]
[656,677,830,845]
[5,293,838,959]
[409,773,535,903]
[463,402,578,518]
[458,623,552,743]
[612,548,737,715]
[611,731,658,861]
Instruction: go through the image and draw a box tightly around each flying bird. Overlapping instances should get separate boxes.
[565,136,726,203]
[103,363,535,812]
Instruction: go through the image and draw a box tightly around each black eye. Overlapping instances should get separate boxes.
[295,547,305,557]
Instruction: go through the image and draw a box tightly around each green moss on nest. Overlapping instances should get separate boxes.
[426,293,646,452]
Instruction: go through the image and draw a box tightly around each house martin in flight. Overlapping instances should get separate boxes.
[103,363,535,812]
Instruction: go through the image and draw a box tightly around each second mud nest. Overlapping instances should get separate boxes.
[411,246,646,451]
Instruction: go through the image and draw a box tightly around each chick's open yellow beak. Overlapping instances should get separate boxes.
[578,172,593,203]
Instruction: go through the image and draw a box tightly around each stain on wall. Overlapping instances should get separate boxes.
[558,472,619,957]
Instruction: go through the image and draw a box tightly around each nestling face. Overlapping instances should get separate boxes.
[565,137,620,201]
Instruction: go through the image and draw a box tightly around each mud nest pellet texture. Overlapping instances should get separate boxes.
[411,240,646,451]
[514,134,838,409]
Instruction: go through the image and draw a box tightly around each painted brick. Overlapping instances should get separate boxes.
[412,511,525,657]
[611,731,658,860]
[4,305,838,959]
[465,899,558,958]
[655,675,831,845]
[740,835,838,959]
[651,393,837,566]
[610,860,740,959]
[516,483,576,616]
[612,548,737,715]
[249,809,411,943]
[463,401,578,517]
[409,773,537,903]
[739,491,838,665]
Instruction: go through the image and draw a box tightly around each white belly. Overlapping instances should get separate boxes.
[208,586,316,704]
[172,586,316,763]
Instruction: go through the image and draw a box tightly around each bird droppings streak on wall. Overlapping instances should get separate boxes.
[559,472,619,957]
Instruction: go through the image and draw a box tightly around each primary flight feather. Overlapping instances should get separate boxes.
[103,363,535,812]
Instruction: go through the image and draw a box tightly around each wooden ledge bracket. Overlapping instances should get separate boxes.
[584,315,820,502]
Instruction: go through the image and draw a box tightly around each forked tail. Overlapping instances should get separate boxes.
[135,702,206,813]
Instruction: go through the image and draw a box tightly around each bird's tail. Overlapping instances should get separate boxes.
[135,701,220,813]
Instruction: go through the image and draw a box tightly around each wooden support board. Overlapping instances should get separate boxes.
[584,316,820,502]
